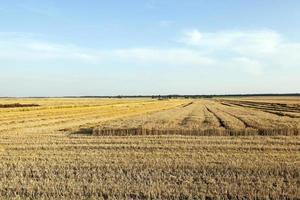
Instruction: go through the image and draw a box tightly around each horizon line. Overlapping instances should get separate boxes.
[1,93,300,98]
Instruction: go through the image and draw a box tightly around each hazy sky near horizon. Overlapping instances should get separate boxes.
[0,0,300,96]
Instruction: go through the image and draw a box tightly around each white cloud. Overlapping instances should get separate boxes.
[228,57,264,76]
[113,48,214,66]
[0,30,300,79]
[181,29,282,54]
[180,29,300,76]
[28,42,63,52]
[181,29,203,46]
[0,34,102,62]
[0,33,214,67]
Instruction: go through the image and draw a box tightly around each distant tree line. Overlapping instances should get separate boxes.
[1,93,299,99]
[63,93,300,99]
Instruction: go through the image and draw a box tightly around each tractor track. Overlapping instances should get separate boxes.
[205,106,227,129]
[216,108,255,129]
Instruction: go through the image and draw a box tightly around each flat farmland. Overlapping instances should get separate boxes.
[95,98,300,135]
[0,97,299,199]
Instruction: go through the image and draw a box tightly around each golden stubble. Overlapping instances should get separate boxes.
[0,97,299,199]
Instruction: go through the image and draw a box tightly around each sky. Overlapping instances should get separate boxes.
[0,0,300,96]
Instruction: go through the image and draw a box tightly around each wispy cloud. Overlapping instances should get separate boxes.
[16,1,59,17]
[181,29,203,46]
[180,29,282,54]
[0,34,97,62]
[159,20,174,27]
[113,48,214,66]
[1,29,300,78]
[0,32,214,67]
[145,0,158,9]
[179,29,300,75]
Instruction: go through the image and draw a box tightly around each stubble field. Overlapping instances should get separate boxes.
[0,97,299,199]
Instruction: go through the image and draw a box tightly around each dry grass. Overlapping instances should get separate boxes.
[94,99,300,136]
[0,97,299,199]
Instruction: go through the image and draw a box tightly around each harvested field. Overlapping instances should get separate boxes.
[94,99,300,136]
[0,97,299,199]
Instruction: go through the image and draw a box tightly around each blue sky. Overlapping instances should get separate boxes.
[0,0,300,96]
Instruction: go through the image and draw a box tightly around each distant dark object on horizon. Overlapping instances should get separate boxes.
[0,103,40,108]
